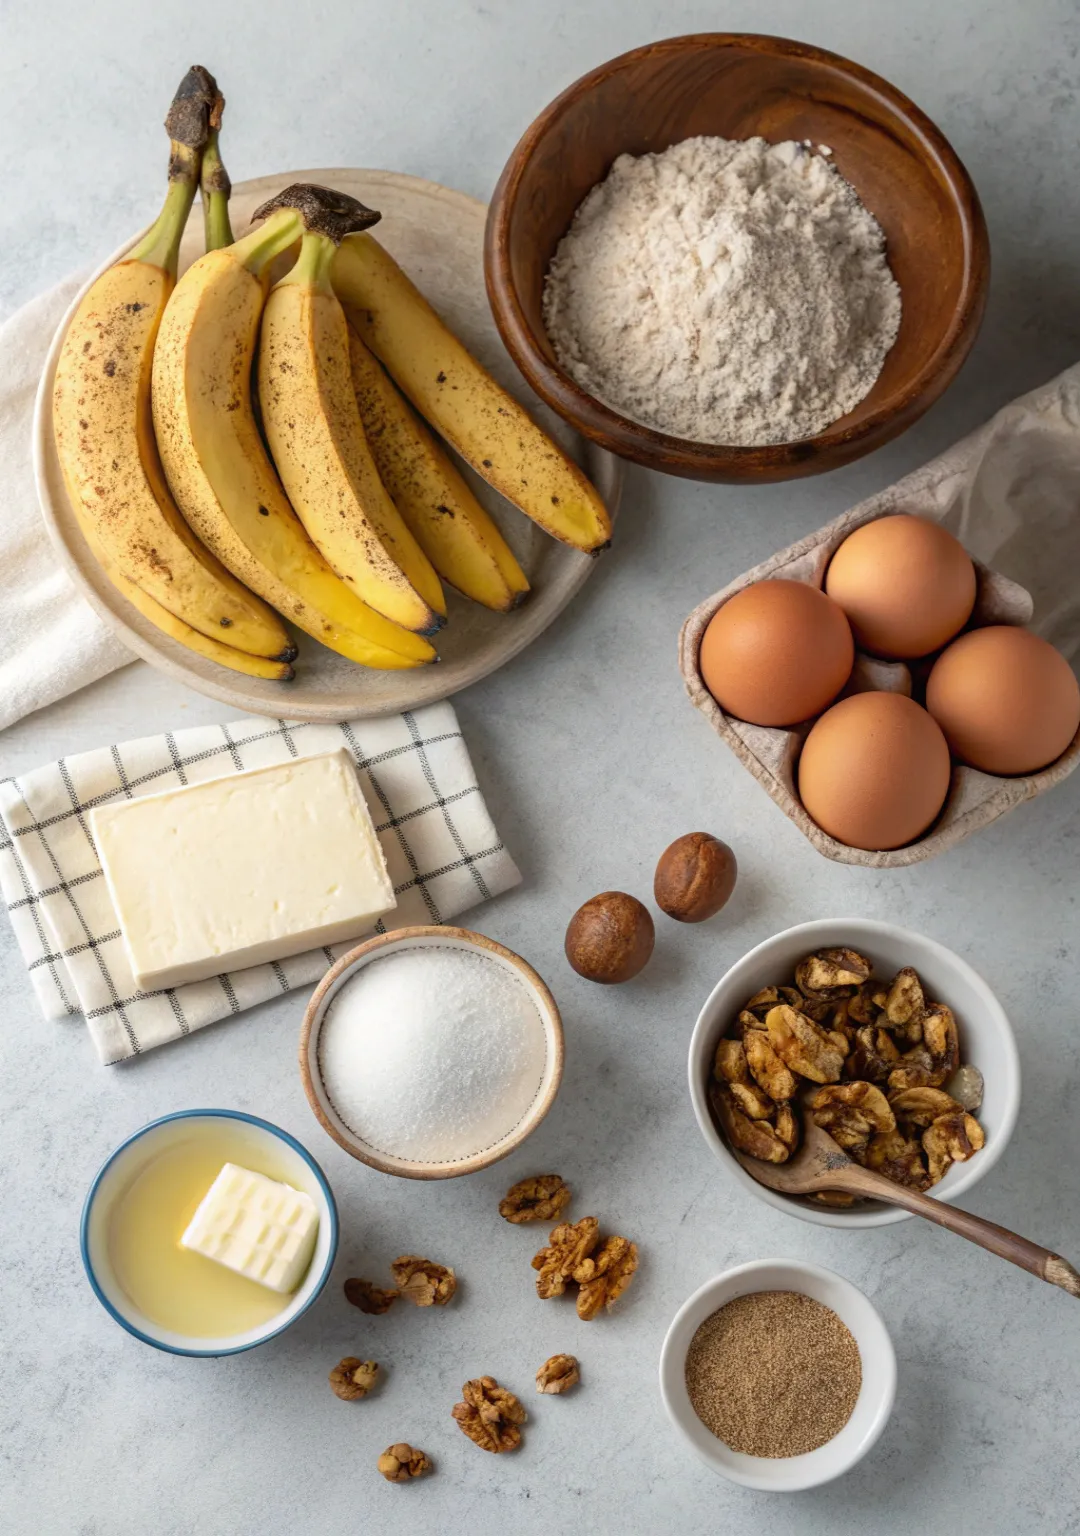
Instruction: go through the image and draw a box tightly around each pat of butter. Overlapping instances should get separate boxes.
[90,749,396,991]
[180,1163,319,1294]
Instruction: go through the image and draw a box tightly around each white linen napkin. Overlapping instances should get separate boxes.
[0,276,135,730]
[0,703,520,1064]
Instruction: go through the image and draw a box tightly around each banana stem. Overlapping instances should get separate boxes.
[231,208,305,276]
[201,127,234,251]
[274,230,336,292]
[129,66,220,275]
[129,159,200,275]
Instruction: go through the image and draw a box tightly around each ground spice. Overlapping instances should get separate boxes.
[684,1290,861,1457]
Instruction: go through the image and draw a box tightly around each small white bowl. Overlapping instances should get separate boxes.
[659,1259,896,1490]
[688,919,1020,1227]
[300,925,564,1179]
[81,1110,338,1357]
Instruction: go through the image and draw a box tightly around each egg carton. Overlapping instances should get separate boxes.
[679,502,1080,867]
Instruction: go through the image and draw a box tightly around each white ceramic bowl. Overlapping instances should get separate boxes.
[659,1259,896,1490]
[81,1110,338,1356]
[688,919,1020,1227]
[300,925,564,1179]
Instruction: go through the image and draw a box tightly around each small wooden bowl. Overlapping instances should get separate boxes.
[486,33,990,483]
[299,926,564,1180]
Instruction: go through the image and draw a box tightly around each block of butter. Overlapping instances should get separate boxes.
[180,1163,319,1294]
[91,749,396,991]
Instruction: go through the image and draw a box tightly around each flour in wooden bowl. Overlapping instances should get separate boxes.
[542,136,902,447]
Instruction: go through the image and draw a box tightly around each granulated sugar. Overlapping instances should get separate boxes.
[543,135,902,447]
[318,947,548,1163]
[685,1290,862,1457]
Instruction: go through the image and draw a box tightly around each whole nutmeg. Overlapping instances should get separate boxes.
[565,891,654,984]
[654,833,736,923]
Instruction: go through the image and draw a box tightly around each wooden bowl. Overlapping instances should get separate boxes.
[299,926,564,1179]
[485,33,990,483]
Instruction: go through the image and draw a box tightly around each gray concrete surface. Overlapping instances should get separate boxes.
[2,2,1079,1532]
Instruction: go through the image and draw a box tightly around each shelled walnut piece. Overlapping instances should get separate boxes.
[378,1443,432,1482]
[390,1255,457,1306]
[499,1173,571,1224]
[344,1278,400,1315]
[531,1216,639,1318]
[710,946,986,1200]
[329,1358,379,1401]
[536,1354,580,1393]
[452,1376,526,1453]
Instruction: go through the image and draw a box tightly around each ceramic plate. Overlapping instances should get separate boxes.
[33,168,622,721]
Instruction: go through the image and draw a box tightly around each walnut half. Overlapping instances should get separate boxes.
[452,1377,526,1453]
[499,1173,571,1224]
[532,1217,599,1299]
[536,1354,580,1394]
[574,1235,639,1320]
[329,1358,379,1401]
[344,1278,399,1315]
[391,1255,457,1306]
[377,1443,431,1482]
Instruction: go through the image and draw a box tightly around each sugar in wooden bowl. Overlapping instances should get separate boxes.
[308,933,562,1173]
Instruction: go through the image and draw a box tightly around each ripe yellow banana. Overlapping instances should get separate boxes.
[152,207,435,670]
[52,69,292,664]
[333,234,612,554]
[259,228,446,635]
[78,514,293,681]
[347,324,530,612]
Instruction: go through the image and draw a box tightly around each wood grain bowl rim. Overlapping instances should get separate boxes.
[298,924,565,1179]
[485,31,991,481]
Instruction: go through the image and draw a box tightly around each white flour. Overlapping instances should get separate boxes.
[542,135,902,447]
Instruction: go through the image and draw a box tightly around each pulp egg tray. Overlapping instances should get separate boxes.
[679,502,1080,867]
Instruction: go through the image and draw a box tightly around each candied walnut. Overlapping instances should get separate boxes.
[532,1216,599,1299]
[729,1080,775,1119]
[923,1004,960,1080]
[744,1029,797,1101]
[810,1190,858,1208]
[774,1101,800,1152]
[536,1354,580,1394]
[575,1235,639,1320]
[391,1256,457,1306]
[828,997,856,1042]
[765,1004,845,1084]
[330,1358,379,1401]
[714,1037,750,1085]
[733,1009,762,1039]
[378,1443,431,1482]
[452,1377,526,1453]
[884,966,925,1044]
[847,983,882,1027]
[795,947,872,999]
[864,1130,931,1190]
[710,1083,790,1163]
[499,1174,571,1225]
[344,1278,399,1315]
[744,985,803,1020]
[923,1111,985,1185]
[846,1025,900,1084]
[888,1005,958,1091]
[947,1063,985,1113]
[889,1087,964,1128]
[813,1082,895,1152]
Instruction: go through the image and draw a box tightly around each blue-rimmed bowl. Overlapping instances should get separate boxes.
[81,1109,338,1357]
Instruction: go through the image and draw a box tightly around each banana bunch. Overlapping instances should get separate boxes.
[53,69,612,685]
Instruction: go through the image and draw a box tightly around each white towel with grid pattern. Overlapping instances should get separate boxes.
[0,704,520,1063]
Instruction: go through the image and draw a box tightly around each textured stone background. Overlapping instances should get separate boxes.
[2,2,1079,1532]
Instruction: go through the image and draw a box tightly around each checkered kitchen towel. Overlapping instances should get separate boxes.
[0,703,520,1064]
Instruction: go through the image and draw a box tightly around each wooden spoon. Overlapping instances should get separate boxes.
[731,1108,1080,1299]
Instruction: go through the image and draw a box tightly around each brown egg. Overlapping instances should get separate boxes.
[926,626,1080,775]
[798,692,952,850]
[699,579,854,727]
[825,514,976,659]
